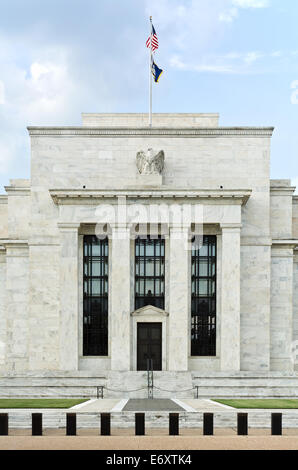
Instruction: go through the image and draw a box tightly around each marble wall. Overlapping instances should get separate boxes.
[0,114,297,374]
[0,197,8,238]
[240,245,271,370]
[5,243,29,372]
[0,249,6,367]
[271,245,294,371]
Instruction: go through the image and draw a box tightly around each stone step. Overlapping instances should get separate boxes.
[105,371,194,399]
[2,371,298,398]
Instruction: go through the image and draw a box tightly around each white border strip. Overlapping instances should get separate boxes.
[172,398,197,412]
[111,399,129,412]
[206,399,235,409]
[70,399,97,410]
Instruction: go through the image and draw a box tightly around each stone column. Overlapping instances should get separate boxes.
[168,225,189,371]
[5,242,29,372]
[271,243,294,371]
[220,223,241,371]
[110,224,131,370]
[58,223,80,371]
[0,247,6,369]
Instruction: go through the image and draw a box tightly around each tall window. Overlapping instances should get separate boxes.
[191,235,216,356]
[83,236,108,356]
[135,236,165,310]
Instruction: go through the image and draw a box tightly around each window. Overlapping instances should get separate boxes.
[83,236,108,356]
[135,236,165,310]
[191,235,216,356]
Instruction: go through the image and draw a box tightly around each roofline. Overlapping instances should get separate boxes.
[27,126,274,137]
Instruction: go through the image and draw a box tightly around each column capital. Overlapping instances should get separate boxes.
[110,223,131,240]
[220,223,242,231]
[57,222,80,231]
[110,222,128,230]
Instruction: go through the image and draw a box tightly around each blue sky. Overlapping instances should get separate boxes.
[0,0,297,192]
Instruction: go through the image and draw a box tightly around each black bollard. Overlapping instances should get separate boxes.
[237,413,248,435]
[32,413,42,436]
[0,414,8,436]
[101,413,111,436]
[169,413,179,436]
[203,413,214,436]
[271,413,282,436]
[66,413,76,436]
[135,413,145,436]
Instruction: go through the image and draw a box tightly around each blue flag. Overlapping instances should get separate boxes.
[151,60,163,83]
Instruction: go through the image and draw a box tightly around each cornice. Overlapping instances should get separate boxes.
[0,240,29,248]
[270,187,296,196]
[57,222,80,231]
[27,126,274,138]
[49,188,252,206]
[4,187,31,196]
[272,239,298,249]
[0,195,8,204]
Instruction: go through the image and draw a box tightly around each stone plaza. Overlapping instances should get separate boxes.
[0,112,297,398]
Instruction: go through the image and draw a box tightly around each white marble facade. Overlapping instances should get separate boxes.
[0,113,297,375]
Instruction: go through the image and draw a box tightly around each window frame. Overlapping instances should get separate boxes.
[83,235,109,356]
[191,235,217,357]
[135,235,165,310]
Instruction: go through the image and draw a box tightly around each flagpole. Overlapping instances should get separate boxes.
[149,16,152,128]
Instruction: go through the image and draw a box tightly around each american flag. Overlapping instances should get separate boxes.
[146,24,159,52]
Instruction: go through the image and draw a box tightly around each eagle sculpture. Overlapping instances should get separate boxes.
[136,148,165,175]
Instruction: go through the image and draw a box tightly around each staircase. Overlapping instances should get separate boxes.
[191,372,298,399]
[105,371,194,399]
[0,371,106,398]
[1,370,298,399]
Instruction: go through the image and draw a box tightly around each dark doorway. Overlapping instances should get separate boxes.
[137,323,162,371]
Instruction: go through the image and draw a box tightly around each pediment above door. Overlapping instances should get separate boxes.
[131,305,169,317]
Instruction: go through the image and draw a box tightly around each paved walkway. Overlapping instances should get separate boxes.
[1,431,298,450]
[72,399,232,413]
[122,399,184,412]
[71,399,120,412]
[183,399,233,411]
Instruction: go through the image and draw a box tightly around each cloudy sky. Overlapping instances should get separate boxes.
[0,0,297,191]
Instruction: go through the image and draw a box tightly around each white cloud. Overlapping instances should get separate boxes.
[170,50,266,74]
[30,63,51,81]
[0,81,5,104]
[219,8,238,22]
[244,51,263,64]
[0,45,80,183]
[232,0,269,7]
[220,0,269,22]
[25,61,76,119]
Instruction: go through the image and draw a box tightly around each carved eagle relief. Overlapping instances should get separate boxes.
[136,148,165,175]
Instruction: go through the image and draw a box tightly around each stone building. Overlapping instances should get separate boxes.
[0,113,298,397]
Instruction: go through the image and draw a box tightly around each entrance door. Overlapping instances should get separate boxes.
[137,323,162,371]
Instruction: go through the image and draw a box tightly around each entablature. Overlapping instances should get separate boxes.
[28,126,274,137]
[50,188,252,206]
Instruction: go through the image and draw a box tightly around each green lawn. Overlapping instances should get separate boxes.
[214,399,298,409]
[0,399,88,409]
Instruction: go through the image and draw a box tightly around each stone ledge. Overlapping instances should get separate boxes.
[272,239,298,249]
[27,126,274,137]
[50,188,252,206]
